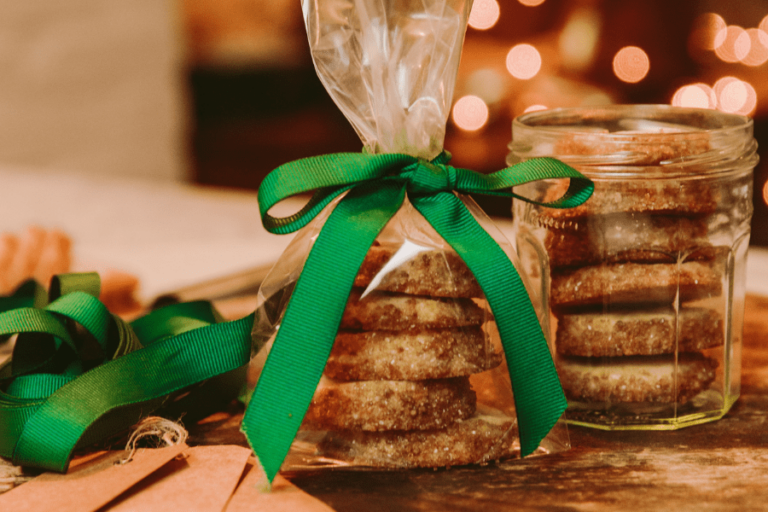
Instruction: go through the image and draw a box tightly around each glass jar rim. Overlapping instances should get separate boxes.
[513,104,752,138]
[509,105,757,177]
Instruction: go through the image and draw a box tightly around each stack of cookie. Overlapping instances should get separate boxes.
[536,138,724,408]
[304,245,517,468]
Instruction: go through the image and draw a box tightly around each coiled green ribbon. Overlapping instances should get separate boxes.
[0,273,253,472]
[241,151,593,482]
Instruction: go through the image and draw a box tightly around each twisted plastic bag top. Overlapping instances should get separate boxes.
[302,0,471,159]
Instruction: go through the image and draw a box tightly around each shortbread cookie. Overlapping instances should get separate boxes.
[537,128,715,217]
[556,307,723,357]
[0,234,19,293]
[550,261,722,309]
[540,176,718,218]
[543,214,718,268]
[1,228,74,294]
[32,230,72,287]
[304,377,476,431]
[325,326,502,381]
[556,353,717,403]
[554,128,711,166]
[340,290,485,331]
[355,245,482,298]
[319,409,518,468]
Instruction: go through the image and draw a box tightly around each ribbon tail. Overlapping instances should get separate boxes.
[241,181,406,483]
[412,193,567,457]
[452,157,594,209]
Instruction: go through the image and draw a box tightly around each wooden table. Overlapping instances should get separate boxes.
[195,294,768,512]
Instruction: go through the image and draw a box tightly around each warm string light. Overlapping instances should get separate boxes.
[733,28,752,60]
[699,14,768,65]
[466,69,506,104]
[716,77,757,115]
[689,13,727,51]
[672,78,756,115]
[518,0,546,6]
[506,44,541,79]
[737,28,768,66]
[559,8,601,71]
[612,46,650,83]
[672,83,716,109]
[452,95,489,131]
[763,179,768,208]
[468,0,500,30]
[714,25,747,62]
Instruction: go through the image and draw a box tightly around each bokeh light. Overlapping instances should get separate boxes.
[689,13,727,52]
[506,44,542,80]
[468,0,501,30]
[714,76,738,97]
[761,14,768,34]
[612,46,650,83]
[737,28,768,66]
[714,25,747,63]
[524,104,548,113]
[518,0,546,6]
[559,8,601,71]
[672,83,716,109]
[466,69,506,104]
[452,95,490,131]
[714,76,757,115]
[733,29,752,61]
[718,79,746,112]
[763,179,768,207]
[731,81,756,116]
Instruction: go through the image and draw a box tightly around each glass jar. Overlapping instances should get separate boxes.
[509,105,757,429]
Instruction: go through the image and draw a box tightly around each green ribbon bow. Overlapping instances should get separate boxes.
[0,273,253,471]
[241,150,593,482]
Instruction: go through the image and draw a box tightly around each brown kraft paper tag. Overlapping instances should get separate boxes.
[104,445,251,512]
[224,457,335,512]
[0,444,186,512]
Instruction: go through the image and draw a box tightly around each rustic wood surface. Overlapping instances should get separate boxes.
[194,294,768,512]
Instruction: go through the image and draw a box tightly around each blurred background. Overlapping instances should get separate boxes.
[0,0,766,245]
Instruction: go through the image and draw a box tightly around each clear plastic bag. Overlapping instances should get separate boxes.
[247,0,569,472]
[303,0,469,159]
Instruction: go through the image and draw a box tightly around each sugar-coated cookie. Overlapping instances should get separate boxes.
[319,409,518,468]
[539,130,716,217]
[550,261,722,309]
[355,245,482,298]
[340,290,486,331]
[543,214,719,269]
[554,128,711,167]
[556,353,717,404]
[556,307,723,357]
[326,326,502,381]
[304,377,476,432]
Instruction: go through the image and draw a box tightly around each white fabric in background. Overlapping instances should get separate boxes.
[0,166,302,303]
[0,0,186,181]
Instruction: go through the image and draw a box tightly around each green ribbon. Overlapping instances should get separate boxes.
[241,150,593,482]
[0,274,253,472]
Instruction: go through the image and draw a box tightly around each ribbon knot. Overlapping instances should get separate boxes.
[401,157,458,197]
